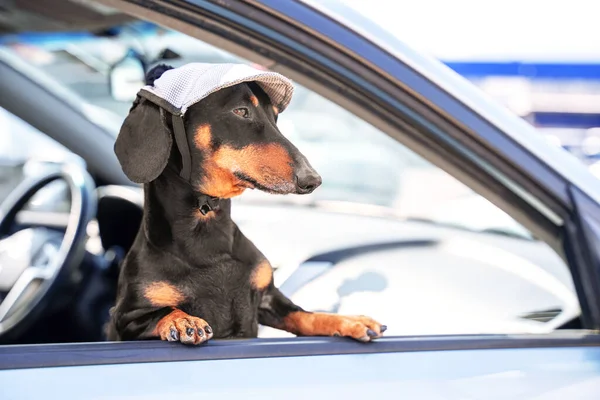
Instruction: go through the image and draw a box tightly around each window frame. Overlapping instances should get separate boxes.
[2,334,600,370]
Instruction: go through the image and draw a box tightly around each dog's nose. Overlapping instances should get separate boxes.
[295,168,322,194]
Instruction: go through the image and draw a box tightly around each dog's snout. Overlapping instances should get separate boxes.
[295,167,322,194]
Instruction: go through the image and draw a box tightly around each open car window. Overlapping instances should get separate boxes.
[0,21,577,340]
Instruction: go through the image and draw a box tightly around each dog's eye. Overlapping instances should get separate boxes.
[233,107,249,118]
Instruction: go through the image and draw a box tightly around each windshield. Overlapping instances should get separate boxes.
[0,23,531,239]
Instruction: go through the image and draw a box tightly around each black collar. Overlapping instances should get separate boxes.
[164,164,221,216]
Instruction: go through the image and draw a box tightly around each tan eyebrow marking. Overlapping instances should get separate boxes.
[250,95,259,107]
[272,105,279,115]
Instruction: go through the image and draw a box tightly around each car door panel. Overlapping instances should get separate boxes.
[1,340,600,399]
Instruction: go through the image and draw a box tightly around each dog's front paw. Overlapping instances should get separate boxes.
[285,312,386,342]
[331,315,387,342]
[156,309,214,345]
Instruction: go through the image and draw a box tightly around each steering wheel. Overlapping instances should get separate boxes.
[0,163,96,339]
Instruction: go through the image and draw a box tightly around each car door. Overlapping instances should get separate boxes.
[2,0,600,398]
[1,334,600,399]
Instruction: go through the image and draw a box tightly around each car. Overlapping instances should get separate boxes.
[1,0,600,398]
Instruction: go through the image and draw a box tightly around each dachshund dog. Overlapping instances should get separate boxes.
[106,64,386,345]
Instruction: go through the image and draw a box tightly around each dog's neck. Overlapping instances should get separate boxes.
[141,165,235,257]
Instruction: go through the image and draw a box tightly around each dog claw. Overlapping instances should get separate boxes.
[205,325,213,335]
[380,325,387,333]
[158,312,212,345]
[367,329,377,337]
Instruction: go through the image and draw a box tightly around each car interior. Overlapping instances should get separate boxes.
[0,0,584,346]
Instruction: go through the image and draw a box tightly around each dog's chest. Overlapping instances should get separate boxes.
[182,260,261,338]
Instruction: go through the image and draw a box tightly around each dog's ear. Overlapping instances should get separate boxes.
[114,98,173,183]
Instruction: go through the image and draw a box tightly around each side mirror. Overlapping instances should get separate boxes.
[108,54,146,102]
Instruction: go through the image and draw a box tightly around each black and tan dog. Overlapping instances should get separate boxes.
[106,64,386,345]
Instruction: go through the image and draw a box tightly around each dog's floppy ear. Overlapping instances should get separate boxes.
[114,64,175,183]
[114,98,173,183]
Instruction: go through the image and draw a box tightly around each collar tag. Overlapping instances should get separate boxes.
[199,203,212,215]
[197,196,220,215]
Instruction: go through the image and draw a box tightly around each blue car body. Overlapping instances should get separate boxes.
[2,335,600,399]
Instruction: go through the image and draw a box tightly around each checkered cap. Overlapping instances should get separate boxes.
[140,63,294,115]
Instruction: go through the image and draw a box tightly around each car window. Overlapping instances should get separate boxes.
[0,24,577,337]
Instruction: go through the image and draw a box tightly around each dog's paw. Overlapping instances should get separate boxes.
[156,309,214,345]
[332,315,387,342]
[285,312,386,343]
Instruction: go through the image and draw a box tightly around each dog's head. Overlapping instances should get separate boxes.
[114,64,321,198]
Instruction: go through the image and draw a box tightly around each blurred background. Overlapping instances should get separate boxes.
[343,0,600,170]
